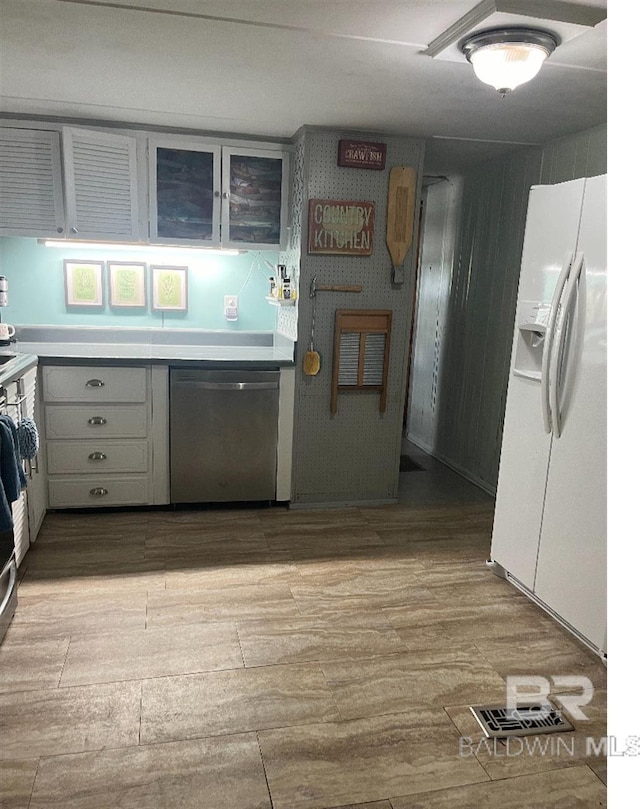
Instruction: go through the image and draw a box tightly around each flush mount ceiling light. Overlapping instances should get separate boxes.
[461,27,558,96]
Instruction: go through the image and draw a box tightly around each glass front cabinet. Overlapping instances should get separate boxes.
[149,137,289,249]
[222,147,289,249]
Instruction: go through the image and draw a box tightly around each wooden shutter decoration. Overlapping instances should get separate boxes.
[331,310,392,414]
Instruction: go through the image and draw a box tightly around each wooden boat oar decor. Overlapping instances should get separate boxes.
[386,165,417,284]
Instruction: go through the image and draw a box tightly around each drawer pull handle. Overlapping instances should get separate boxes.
[88,452,107,461]
[88,417,107,426]
[86,379,105,388]
[89,487,108,496]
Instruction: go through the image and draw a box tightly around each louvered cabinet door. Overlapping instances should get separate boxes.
[24,367,47,543]
[0,128,65,237]
[62,127,140,241]
[2,379,30,566]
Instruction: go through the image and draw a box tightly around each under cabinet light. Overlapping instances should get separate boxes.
[39,240,242,256]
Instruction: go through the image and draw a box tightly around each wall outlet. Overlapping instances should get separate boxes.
[224,295,238,321]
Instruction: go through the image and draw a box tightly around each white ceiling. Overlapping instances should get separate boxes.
[0,0,607,172]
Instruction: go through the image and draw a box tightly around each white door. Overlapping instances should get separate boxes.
[3,380,30,566]
[62,127,139,241]
[0,128,65,237]
[221,146,289,250]
[490,179,586,588]
[148,137,222,246]
[533,175,607,651]
[25,368,47,543]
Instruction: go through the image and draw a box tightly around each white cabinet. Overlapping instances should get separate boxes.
[41,363,168,509]
[48,476,151,509]
[149,137,222,245]
[41,365,147,403]
[2,379,29,566]
[44,405,148,440]
[0,365,46,566]
[23,367,47,545]
[149,136,289,249]
[47,440,149,474]
[0,128,65,237]
[0,126,140,241]
[221,146,289,250]
[61,127,140,241]
[0,123,288,247]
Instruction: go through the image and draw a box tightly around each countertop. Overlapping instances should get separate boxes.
[0,352,39,387]
[11,326,296,368]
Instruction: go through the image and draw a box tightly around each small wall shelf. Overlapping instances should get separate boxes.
[265,297,297,306]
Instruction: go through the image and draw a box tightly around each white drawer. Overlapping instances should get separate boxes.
[45,405,148,439]
[46,440,149,474]
[48,476,151,508]
[42,366,147,403]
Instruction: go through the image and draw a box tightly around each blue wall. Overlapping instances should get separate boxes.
[0,238,279,331]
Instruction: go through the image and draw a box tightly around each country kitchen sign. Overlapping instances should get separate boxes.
[308,198,375,256]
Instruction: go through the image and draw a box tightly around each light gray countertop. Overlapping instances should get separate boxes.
[0,353,39,387]
[15,342,294,363]
[11,326,296,367]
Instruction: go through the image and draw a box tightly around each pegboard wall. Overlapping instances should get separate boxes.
[290,128,425,504]
[276,137,305,342]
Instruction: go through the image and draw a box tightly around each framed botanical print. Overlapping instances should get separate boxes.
[151,265,188,311]
[64,260,105,308]
[108,262,147,308]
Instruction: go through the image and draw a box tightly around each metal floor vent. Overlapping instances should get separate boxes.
[469,701,574,739]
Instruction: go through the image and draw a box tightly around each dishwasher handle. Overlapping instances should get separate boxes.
[173,380,279,391]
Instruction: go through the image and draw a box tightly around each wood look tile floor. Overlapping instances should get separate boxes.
[0,447,607,808]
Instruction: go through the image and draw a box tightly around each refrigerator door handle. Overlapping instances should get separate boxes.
[541,252,574,433]
[549,251,584,438]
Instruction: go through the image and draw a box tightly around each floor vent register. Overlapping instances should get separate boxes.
[469,701,574,739]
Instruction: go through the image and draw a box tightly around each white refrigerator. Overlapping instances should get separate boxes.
[490,174,606,656]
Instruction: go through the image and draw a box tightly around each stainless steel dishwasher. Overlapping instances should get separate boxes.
[169,369,279,503]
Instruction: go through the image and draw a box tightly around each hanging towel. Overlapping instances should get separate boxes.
[0,487,13,532]
[17,417,39,460]
[0,415,26,491]
[0,416,26,531]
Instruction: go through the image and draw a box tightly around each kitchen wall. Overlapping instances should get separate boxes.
[290,128,424,505]
[0,237,279,331]
[406,124,607,493]
[276,136,305,343]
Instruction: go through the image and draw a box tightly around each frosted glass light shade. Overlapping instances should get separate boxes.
[469,43,548,92]
[461,28,558,95]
